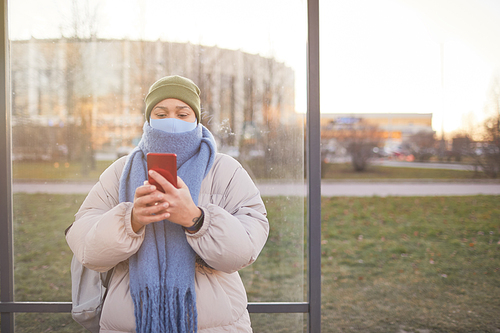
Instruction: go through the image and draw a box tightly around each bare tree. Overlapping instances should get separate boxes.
[469,73,500,178]
[337,121,383,172]
[65,0,102,39]
[60,0,102,175]
[476,114,500,178]
[404,130,436,162]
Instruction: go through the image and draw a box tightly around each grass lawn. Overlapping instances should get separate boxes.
[321,162,487,180]
[5,194,500,332]
[12,159,489,182]
[12,160,114,182]
[320,196,500,333]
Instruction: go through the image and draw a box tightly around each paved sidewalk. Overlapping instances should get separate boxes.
[319,181,500,197]
[13,181,500,197]
[13,182,96,195]
[256,181,500,197]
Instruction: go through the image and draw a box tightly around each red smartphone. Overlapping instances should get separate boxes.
[146,153,178,192]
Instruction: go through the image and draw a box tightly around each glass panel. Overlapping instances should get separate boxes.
[250,313,307,333]
[13,193,84,303]
[320,0,500,332]
[14,313,86,333]
[9,0,307,327]
[240,195,306,303]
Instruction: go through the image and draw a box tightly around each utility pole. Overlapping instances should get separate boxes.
[439,42,446,160]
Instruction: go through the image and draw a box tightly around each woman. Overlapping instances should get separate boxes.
[66,75,269,333]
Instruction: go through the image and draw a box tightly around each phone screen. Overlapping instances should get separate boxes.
[146,153,178,191]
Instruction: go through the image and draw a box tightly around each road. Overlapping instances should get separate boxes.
[371,159,477,171]
[12,180,500,197]
[328,157,478,171]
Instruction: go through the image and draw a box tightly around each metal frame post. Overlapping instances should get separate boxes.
[0,0,15,332]
[307,0,321,332]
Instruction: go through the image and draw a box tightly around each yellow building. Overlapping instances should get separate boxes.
[320,113,433,143]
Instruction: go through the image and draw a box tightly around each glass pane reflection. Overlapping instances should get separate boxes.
[14,313,87,333]
[249,313,307,333]
[9,0,307,314]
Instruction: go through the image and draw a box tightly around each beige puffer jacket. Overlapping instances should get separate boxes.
[66,153,269,333]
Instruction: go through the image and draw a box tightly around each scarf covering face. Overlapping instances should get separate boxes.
[119,122,216,333]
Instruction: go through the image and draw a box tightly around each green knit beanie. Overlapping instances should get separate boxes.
[144,75,201,123]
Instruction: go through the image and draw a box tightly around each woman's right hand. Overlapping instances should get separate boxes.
[131,183,170,233]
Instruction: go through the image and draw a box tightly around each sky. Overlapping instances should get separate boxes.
[8,0,500,137]
[320,0,500,138]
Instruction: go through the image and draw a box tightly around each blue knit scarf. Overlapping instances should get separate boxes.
[119,122,216,333]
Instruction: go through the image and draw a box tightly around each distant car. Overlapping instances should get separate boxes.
[372,147,388,157]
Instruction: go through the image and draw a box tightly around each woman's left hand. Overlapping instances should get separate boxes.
[147,169,202,229]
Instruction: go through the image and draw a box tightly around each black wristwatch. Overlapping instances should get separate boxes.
[184,208,204,232]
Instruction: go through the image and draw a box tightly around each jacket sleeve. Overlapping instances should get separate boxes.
[65,157,145,272]
[186,156,269,274]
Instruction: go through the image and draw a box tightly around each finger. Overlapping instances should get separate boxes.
[135,192,165,209]
[153,200,170,211]
[149,170,177,194]
[140,201,169,216]
[135,184,157,199]
[135,197,169,213]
